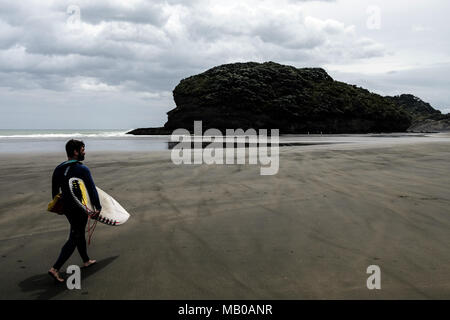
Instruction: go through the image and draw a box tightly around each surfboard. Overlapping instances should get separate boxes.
[68,177,130,226]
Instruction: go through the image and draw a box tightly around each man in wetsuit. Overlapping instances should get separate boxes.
[48,139,101,283]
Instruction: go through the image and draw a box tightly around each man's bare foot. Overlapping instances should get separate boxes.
[48,268,64,283]
[83,259,97,268]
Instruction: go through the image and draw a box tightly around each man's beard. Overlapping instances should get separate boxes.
[77,153,85,161]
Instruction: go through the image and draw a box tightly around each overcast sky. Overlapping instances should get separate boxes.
[0,0,449,129]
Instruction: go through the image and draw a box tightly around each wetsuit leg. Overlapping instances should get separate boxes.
[74,213,90,263]
[53,210,90,270]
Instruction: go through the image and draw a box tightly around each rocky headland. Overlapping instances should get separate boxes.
[127,62,448,135]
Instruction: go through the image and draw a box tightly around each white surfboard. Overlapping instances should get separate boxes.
[68,177,130,226]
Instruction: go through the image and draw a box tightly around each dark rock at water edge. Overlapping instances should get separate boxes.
[407,113,450,132]
[384,94,450,132]
[127,127,172,135]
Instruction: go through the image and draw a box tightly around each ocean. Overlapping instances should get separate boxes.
[0,129,172,153]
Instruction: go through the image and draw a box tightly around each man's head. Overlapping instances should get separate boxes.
[66,139,85,161]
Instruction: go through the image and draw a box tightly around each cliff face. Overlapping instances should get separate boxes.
[162,62,411,134]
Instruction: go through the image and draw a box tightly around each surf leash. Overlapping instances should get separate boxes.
[87,214,98,245]
[83,203,98,245]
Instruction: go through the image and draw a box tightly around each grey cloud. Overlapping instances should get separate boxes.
[1,1,381,93]
[0,0,447,129]
[63,2,169,26]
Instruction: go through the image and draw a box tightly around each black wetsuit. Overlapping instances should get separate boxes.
[51,160,102,270]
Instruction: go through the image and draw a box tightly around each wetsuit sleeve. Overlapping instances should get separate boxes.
[52,168,60,198]
[81,166,102,211]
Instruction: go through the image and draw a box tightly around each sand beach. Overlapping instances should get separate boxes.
[0,135,449,299]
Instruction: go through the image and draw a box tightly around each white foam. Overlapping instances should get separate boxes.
[0,131,130,139]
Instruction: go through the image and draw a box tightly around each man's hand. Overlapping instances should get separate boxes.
[92,209,101,219]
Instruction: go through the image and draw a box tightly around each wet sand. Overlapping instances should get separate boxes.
[0,138,449,299]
